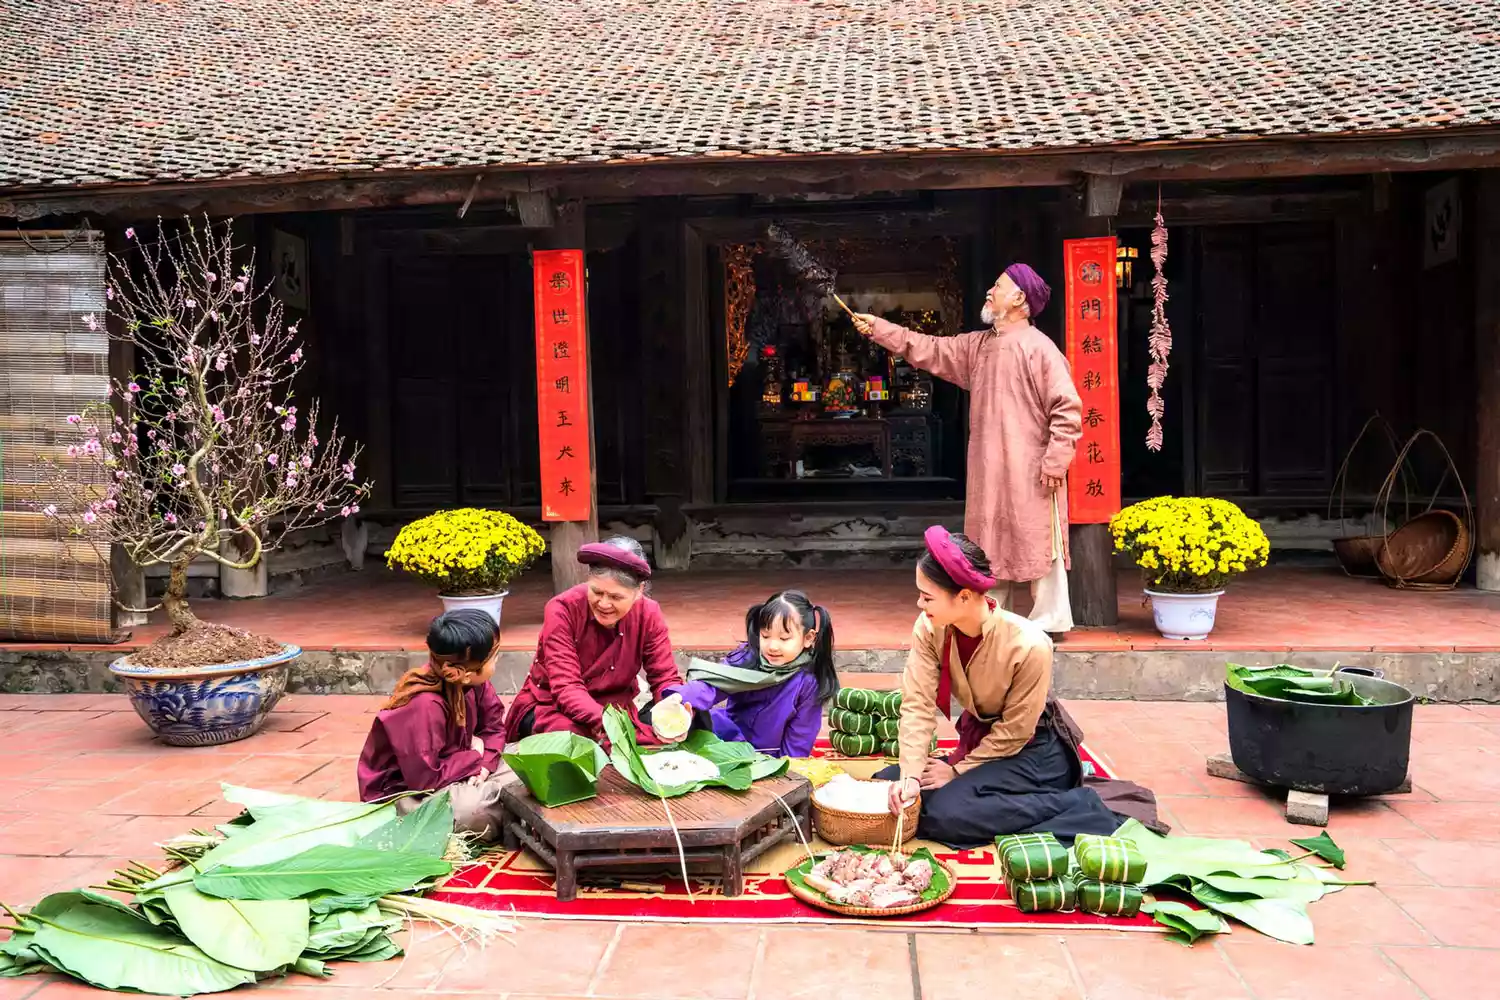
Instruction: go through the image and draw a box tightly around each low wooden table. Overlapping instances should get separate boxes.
[497,769,812,902]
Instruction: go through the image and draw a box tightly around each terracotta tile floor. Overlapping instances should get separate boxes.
[15,562,1500,655]
[2,695,1499,998]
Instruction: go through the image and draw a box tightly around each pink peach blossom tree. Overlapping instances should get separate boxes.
[40,218,370,634]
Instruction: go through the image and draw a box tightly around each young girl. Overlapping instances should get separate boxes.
[357,608,510,838]
[655,590,837,758]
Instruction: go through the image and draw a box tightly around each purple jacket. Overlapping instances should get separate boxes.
[666,644,824,758]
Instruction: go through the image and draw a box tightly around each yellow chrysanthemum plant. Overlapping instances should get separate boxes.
[1109,497,1270,594]
[387,508,546,596]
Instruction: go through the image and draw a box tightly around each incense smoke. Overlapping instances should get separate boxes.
[766,222,838,297]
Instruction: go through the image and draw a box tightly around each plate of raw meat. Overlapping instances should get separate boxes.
[784,845,955,917]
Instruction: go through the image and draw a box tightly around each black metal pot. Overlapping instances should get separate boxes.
[1225,666,1413,796]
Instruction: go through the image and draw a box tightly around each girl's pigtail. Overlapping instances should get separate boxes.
[808,605,839,705]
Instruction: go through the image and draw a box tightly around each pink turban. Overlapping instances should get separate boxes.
[1003,263,1051,318]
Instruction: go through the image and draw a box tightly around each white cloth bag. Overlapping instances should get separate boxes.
[1028,492,1074,634]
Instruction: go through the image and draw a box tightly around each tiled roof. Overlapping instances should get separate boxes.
[2,0,1498,191]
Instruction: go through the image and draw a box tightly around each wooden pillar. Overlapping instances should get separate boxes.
[1477,170,1500,591]
[541,201,598,593]
[1065,178,1120,626]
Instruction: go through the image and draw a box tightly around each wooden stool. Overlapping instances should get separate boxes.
[497,769,812,901]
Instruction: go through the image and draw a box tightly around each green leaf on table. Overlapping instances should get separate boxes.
[1141,899,1227,945]
[162,884,310,972]
[194,844,451,900]
[0,951,47,977]
[27,895,257,995]
[1261,848,1294,862]
[603,704,788,798]
[1289,830,1347,870]
[504,731,610,807]
[355,789,454,858]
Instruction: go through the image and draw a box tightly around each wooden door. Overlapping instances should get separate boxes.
[389,257,460,508]
[1255,224,1335,495]
[1195,228,1257,495]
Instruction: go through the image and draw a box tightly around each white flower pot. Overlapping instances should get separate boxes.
[438,591,509,627]
[1144,589,1224,641]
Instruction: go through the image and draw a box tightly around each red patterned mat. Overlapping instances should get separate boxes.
[428,739,1161,931]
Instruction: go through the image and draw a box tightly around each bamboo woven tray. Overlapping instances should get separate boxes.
[784,849,956,918]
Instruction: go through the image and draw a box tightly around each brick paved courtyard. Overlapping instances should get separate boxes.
[2,694,1498,999]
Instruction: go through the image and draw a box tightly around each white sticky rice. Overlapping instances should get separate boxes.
[812,773,892,814]
[642,750,720,785]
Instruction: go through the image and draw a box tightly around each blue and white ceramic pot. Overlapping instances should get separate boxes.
[109,643,300,747]
[1144,590,1224,641]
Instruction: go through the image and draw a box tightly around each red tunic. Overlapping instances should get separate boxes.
[502,584,681,744]
[356,681,508,801]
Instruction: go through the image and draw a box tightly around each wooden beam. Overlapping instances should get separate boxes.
[9,132,1500,220]
[541,201,598,594]
[516,191,557,229]
[1084,174,1124,218]
[1115,190,1365,227]
[1477,169,1500,592]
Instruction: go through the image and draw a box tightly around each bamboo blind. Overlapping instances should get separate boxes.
[0,230,114,641]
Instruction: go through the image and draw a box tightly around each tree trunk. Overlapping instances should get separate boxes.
[163,557,200,634]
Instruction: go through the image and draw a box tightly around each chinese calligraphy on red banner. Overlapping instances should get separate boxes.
[533,249,592,522]
[1064,237,1121,524]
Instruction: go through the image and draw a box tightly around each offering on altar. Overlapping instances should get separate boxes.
[864,375,889,402]
[823,369,859,413]
[790,379,820,403]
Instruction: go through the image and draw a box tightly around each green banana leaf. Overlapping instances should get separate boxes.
[0,952,46,978]
[303,905,403,958]
[1289,830,1347,869]
[161,884,310,972]
[193,844,451,900]
[503,731,610,807]
[355,789,454,858]
[147,798,400,890]
[1226,663,1372,706]
[1115,818,1341,945]
[339,935,403,963]
[603,705,788,798]
[1141,899,1228,945]
[308,892,385,916]
[293,956,333,978]
[26,895,257,995]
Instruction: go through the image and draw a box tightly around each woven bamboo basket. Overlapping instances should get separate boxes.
[785,853,956,918]
[812,786,920,847]
[1371,430,1474,591]
[1328,414,1410,579]
[1376,510,1470,589]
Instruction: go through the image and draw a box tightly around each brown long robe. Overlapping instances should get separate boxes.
[869,318,1082,582]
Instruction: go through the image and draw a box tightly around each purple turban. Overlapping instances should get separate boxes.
[1003,263,1051,319]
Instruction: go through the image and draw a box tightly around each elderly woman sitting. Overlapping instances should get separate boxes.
[503,536,681,745]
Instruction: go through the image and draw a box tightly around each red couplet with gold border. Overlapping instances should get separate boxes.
[1063,237,1121,524]
[532,249,592,522]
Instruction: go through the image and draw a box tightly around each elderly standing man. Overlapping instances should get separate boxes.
[853,264,1082,634]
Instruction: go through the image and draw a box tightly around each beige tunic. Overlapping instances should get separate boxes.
[869,318,1082,582]
[895,609,1053,783]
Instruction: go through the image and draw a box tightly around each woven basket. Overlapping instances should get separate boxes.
[1332,535,1384,580]
[1328,414,1410,580]
[812,787,920,847]
[1376,509,1470,589]
[785,854,956,918]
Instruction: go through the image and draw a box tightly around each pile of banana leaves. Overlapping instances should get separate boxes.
[0,784,505,995]
[1226,663,1374,706]
[602,705,788,797]
[1122,820,1364,946]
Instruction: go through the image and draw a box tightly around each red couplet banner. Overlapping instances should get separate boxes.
[1063,237,1121,524]
[532,249,592,522]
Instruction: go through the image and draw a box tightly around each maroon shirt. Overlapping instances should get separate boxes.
[502,584,681,745]
[357,681,508,801]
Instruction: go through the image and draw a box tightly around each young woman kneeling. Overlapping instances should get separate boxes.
[358,609,510,839]
[875,526,1153,847]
